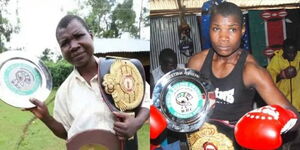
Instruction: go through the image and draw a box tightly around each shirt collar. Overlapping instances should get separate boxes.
[73,56,99,82]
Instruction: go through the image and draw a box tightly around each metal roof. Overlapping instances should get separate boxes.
[93,38,150,54]
[228,0,300,8]
[150,0,300,16]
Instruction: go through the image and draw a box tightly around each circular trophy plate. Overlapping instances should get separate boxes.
[0,51,52,108]
[152,69,215,132]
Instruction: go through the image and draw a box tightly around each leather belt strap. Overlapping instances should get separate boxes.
[98,57,119,112]
[98,56,146,113]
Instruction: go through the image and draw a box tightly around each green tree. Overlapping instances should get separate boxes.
[141,7,149,27]
[56,54,63,61]
[45,60,73,87]
[138,5,149,38]
[106,0,138,38]
[0,0,20,53]
[72,0,138,38]
[40,48,54,62]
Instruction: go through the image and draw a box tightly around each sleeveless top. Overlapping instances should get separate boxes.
[200,49,255,121]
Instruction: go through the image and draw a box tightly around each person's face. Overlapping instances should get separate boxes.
[210,14,245,57]
[56,19,94,67]
[283,45,297,61]
[160,56,177,74]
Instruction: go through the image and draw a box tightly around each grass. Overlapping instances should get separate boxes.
[138,123,150,150]
[0,89,149,150]
[0,90,65,150]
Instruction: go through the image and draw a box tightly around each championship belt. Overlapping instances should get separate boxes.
[67,56,145,150]
[186,123,234,150]
[0,50,52,108]
[152,69,215,133]
[99,56,145,113]
[66,129,120,150]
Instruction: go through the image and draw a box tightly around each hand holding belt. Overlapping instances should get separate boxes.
[99,56,145,143]
[66,57,146,150]
[99,56,145,113]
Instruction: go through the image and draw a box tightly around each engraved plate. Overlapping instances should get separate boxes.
[0,51,52,108]
[152,69,215,132]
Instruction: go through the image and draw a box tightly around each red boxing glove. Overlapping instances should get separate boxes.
[234,105,297,150]
[150,144,158,150]
[150,105,167,139]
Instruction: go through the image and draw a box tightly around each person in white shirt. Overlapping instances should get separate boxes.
[151,48,185,87]
[26,15,149,150]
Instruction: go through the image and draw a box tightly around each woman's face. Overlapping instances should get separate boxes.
[56,19,94,67]
[210,14,244,57]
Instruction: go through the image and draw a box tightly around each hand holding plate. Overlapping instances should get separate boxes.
[0,51,52,108]
[24,98,51,121]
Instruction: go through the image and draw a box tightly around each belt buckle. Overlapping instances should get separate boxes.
[186,122,234,150]
[102,58,144,111]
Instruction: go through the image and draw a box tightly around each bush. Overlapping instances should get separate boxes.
[45,60,73,87]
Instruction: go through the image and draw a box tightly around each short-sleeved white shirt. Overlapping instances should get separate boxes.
[53,58,150,139]
[152,64,185,84]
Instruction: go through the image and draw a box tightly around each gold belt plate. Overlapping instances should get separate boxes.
[187,123,234,150]
[102,59,144,111]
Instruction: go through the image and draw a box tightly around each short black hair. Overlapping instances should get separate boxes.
[56,15,89,39]
[211,2,243,25]
[283,39,296,51]
[159,48,177,62]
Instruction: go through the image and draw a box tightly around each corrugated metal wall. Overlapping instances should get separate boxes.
[150,15,202,71]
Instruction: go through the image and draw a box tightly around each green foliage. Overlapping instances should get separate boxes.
[142,7,150,27]
[84,0,115,37]
[40,48,54,62]
[71,0,138,38]
[0,0,20,53]
[45,60,73,87]
[56,54,63,61]
[108,0,138,38]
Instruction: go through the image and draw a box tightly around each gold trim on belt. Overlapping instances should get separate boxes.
[186,123,234,150]
[80,144,108,150]
[102,59,144,111]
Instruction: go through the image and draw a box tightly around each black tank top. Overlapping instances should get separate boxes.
[200,49,255,121]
